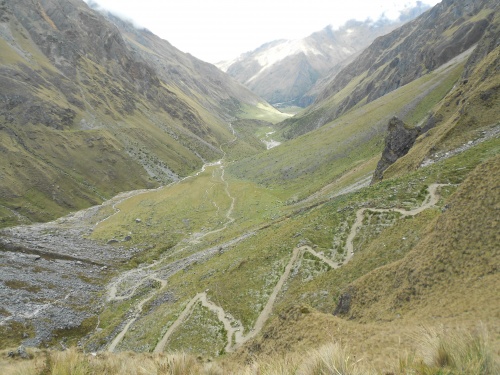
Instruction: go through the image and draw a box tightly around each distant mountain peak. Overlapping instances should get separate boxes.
[218,4,430,108]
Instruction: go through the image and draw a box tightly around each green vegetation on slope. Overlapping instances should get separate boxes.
[84,131,498,357]
[69,30,500,357]
[2,2,499,372]
[277,0,498,139]
[0,0,279,227]
[228,59,466,202]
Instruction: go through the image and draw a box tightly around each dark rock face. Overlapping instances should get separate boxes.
[372,117,421,183]
[333,288,354,316]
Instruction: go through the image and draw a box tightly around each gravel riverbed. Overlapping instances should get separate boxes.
[0,203,140,348]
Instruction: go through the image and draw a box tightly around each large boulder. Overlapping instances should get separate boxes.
[372,117,421,183]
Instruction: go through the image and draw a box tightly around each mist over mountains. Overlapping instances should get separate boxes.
[218,2,430,107]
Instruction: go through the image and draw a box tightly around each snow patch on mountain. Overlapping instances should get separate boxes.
[255,39,323,66]
[243,39,323,83]
[218,3,431,107]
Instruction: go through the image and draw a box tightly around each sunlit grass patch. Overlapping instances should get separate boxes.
[167,301,227,358]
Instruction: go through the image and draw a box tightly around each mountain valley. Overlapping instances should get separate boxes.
[217,5,431,109]
[0,0,499,374]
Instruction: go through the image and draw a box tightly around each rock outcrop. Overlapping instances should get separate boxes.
[333,287,355,316]
[371,117,421,183]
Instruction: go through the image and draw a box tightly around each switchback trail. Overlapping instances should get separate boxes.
[105,125,238,352]
[107,278,167,352]
[344,183,449,260]
[154,183,449,353]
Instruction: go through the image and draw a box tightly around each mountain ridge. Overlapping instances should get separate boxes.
[0,0,499,372]
[218,4,430,107]
[0,0,284,226]
[279,0,498,139]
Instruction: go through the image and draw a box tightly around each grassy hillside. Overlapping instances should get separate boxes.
[1,1,499,374]
[3,134,497,373]
[0,0,286,227]
[75,83,498,362]
[227,56,466,202]
[67,5,500,363]
[383,14,500,180]
[277,0,498,139]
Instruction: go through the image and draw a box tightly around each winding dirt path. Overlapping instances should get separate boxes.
[154,183,449,353]
[108,278,167,352]
[154,245,338,353]
[153,292,245,354]
[344,183,448,262]
[105,125,238,352]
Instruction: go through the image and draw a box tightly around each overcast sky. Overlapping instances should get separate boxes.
[84,0,441,63]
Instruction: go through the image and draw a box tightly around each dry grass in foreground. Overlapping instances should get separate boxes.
[1,327,498,374]
[394,326,499,375]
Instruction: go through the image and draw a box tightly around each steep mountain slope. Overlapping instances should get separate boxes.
[280,0,498,139]
[382,8,500,181]
[101,11,272,122]
[34,1,500,356]
[230,2,500,363]
[218,14,423,108]
[337,156,499,325]
[1,0,498,371]
[0,0,282,226]
[227,52,467,201]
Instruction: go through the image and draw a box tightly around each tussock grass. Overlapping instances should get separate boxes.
[5,328,496,374]
[296,342,368,375]
[1,348,217,375]
[241,355,302,375]
[395,326,499,375]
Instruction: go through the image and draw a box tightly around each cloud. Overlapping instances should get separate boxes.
[83,0,146,30]
[81,0,441,63]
